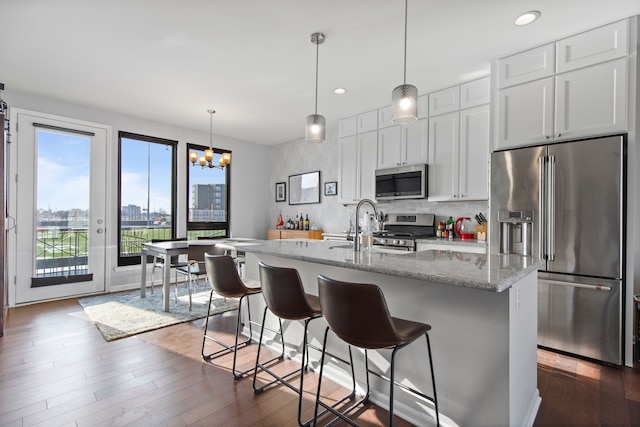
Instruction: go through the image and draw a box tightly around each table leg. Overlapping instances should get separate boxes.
[140,250,148,298]
[163,254,170,312]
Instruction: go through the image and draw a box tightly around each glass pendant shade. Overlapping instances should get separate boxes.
[392,83,418,124]
[305,113,326,143]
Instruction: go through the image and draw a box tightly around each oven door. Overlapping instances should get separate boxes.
[372,244,414,253]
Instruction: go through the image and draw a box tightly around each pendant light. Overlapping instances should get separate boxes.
[391,0,418,124]
[189,109,231,169]
[305,32,326,143]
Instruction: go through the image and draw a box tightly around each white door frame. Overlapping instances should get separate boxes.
[8,108,111,305]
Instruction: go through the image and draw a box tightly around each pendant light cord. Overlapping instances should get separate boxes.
[208,110,214,150]
[314,38,320,115]
[403,0,408,85]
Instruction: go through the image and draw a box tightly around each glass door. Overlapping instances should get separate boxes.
[12,110,108,303]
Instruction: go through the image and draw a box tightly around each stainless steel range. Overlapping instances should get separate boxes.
[373,213,435,251]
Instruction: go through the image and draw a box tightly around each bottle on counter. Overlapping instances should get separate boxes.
[304,214,309,230]
[299,212,304,230]
[295,215,299,229]
[437,221,444,238]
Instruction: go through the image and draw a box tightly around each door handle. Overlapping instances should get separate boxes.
[548,155,555,261]
[540,279,611,292]
[538,156,545,259]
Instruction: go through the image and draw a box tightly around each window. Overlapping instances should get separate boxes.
[186,143,230,239]
[118,132,177,266]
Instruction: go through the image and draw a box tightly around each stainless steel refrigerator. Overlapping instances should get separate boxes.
[490,134,625,365]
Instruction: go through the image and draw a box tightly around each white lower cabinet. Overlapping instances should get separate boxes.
[428,105,489,201]
[377,118,428,169]
[496,58,628,150]
[338,131,377,204]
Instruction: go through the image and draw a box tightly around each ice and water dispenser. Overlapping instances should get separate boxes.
[498,210,534,256]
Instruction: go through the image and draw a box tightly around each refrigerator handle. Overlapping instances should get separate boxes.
[548,155,556,261]
[538,156,545,259]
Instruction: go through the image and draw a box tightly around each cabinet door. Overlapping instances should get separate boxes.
[428,112,459,201]
[358,131,378,201]
[459,105,489,200]
[357,110,378,133]
[417,94,429,119]
[338,116,357,138]
[498,44,555,88]
[338,135,358,204]
[377,126,402,169]
[496,77,554,150]
[460,77,490,109]
[378,106,395,129]
[555,58,628,140]
[556,19,629,73]
[429,86,460,116]
[403,118,429,166]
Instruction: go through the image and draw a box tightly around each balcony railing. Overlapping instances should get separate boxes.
[36,226,229,276]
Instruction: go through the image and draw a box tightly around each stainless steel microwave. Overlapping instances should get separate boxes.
[375,164,427,200]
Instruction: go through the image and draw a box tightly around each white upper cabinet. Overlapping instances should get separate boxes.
[460,77,490,109]
[496,58,628,150]
[496,77,555,149]
[357,110,378,133]
[338,116,357,138]
[417,94,429,119]
[459,105,490,200]
[428,112,459,201]
[378,106,394,129]
[377,119,428,169]
[498,44,555,88]
[429,86,460,116]
[428,105,490,202]
[338,131,377,204]
[555,58,628,139]
[556,19,629,73]
[495,17,631,150]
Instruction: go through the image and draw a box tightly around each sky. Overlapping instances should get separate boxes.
[36,131,226,214]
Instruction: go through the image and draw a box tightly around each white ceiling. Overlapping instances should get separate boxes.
[2,0,639,145]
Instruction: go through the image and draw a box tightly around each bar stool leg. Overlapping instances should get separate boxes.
[201,292,259,379]
[426,333,440,427]
[313,326,359,427]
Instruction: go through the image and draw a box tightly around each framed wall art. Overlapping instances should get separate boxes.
[288,171,320,205]
[275,182,286,202]
[324,181,337,196]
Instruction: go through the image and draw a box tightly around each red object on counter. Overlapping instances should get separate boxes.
[455,217,475,239]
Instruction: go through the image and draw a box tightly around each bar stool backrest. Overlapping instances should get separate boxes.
[204,253,252,298]
[259,262,318,321]
[317,275,402,349]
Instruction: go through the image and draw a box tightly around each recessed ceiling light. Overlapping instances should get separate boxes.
[334,88,347,95]
[515,11,541,26]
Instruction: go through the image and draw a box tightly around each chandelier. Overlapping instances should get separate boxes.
[189,109,231,169]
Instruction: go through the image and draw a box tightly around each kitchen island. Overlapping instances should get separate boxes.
[241,239,543,427]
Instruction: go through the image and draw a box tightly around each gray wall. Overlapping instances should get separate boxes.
[269,128,488,235]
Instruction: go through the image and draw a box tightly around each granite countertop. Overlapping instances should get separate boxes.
[242,239,543,293]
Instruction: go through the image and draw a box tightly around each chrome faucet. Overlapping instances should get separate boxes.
[354,199,378,252]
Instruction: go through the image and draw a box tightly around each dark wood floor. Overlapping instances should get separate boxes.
[0,298,639,426]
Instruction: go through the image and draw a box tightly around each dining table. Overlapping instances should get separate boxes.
[140,238,260,312]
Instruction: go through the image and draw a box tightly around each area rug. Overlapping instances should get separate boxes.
[78,285,239,342]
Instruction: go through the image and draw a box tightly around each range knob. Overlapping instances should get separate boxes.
[393,239,406,246]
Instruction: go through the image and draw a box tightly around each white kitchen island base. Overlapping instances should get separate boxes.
[243,247,541,427]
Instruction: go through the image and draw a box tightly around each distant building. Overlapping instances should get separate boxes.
[190,184,227,222]
[122,204,142,221]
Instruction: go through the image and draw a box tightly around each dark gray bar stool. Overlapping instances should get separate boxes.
[314,275,440,427]
[202,253,278,379]
[253,262,356,427]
